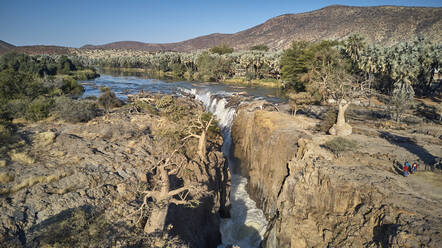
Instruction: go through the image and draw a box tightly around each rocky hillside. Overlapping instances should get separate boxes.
[231,101,442,247]
[0,94,229,247]
[83,5,442,51]
[0,40,15,54]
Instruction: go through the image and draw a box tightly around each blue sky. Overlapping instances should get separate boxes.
[1,0,440,48]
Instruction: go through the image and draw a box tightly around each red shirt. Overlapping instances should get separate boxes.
[404,165,409,172]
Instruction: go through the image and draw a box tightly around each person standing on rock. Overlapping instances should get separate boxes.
[412,162,418,173]
[403,161,410,177]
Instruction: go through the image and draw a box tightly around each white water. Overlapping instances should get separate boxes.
[182,88,268,248]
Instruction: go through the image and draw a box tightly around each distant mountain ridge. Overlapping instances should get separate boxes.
[0,41,72,55]
[82,5,442,52]
[0,40,15,54]
[2,5,441,55]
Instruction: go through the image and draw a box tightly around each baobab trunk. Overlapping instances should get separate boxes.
[336,101,349,126]
[144,164,170,234]
[144,203,169,233]
[198,130,207,161]
[329,99,352,136]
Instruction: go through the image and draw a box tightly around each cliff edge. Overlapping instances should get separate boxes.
[231,102,442,247]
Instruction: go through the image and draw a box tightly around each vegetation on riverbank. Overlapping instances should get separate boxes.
[74,46,281,84]
[0,52,102,156]
[280,36,441,124]
[0,52,100,122]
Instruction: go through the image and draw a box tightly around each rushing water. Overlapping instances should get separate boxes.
[82,73,283,102]
[182,89,268,247]
[81,74,273,247]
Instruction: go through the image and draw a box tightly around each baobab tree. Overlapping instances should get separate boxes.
[303,46,369,136]
[134,147,207,234]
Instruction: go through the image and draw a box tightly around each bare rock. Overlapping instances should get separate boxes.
[329,122,352,136]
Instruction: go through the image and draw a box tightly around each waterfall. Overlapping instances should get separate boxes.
[181,88,268,248]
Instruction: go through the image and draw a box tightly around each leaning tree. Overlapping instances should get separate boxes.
[134,142,208,234]
[183,111,216,162]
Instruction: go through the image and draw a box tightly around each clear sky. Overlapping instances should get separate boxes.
[1,0,440,48]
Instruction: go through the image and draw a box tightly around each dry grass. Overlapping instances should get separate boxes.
[8,150,35,164]
[0,171,70,195]
[0,172,14,184]
[254,110,296,133]
[322,137,358,157]
[224,78,281,88]
[34,131,56,146]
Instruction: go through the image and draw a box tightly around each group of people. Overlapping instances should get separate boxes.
[403,161,418,177]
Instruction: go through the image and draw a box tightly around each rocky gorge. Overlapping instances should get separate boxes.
[231,101,442,247]
[0,86,441,248]
[0,94,229,247]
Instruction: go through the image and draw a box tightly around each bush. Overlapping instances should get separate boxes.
[196,52,232,81]
[156,96,190,122]
[318,108,337,132]
[170,63,186,78]
[72,69,99,80]
[25,96,54,121]
[132,100,158,115]
[323,137,358,157]
[98,89,123,112]
[61,77,84,96]
[0,122,15,147]
[55,97,99,123]
[6,98,31,119]
[209,44,234,55]
[156,95,174,109]
[250,44,269,51]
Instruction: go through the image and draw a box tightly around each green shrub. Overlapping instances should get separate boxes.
[61,77,84,96]
[6,98,31,119]
[98,89,123,112]
[209,44,234,55]
[156,96,190,122]
[323,137,358,157]
[132,100,158,115]
[170,63,186,78]
[250,44,269,51]
[318,108,337,132]
[0,122,15,146]
[25,96,54,121]
[156,95,174,109]
[55,97,99,123]
[72,69,99,80]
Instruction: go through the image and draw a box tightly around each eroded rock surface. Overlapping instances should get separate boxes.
[0,99,229,247]
[232,102,442,248]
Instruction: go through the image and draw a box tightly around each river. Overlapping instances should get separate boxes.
[81,73,281,247]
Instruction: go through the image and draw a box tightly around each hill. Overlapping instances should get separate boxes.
[0,42,73,56]
[9,45,72,55]
[0,40,15,54]
[82,5,442,52]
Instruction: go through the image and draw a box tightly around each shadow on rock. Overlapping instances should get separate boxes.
[372,223,400,247]
[392,160,404,175]
[379,131,437,168]
[26,205,120,248]
[166,195,221,248]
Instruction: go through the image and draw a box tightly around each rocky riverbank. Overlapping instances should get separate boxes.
[0,94,229,247]
[231,101,442,247]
